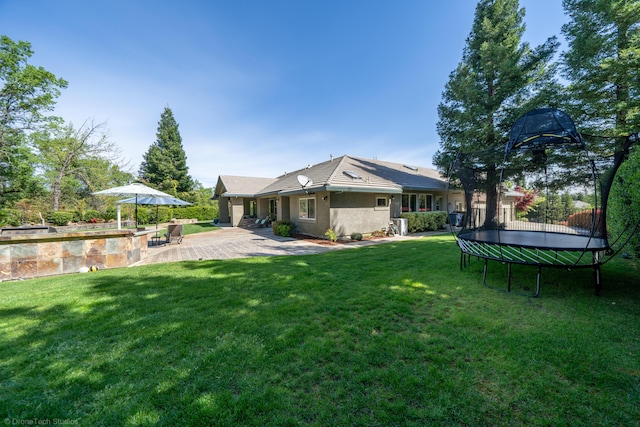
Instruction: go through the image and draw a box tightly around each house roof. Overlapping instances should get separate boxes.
[214,175,277,199]
[214,156,448,198]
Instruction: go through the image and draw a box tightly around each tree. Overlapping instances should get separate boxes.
[0,35,67,206]
[32,119,129,211]
[139,107,194,195]
[434,0,560,228]
[513,185,538,214]
[562,0,640,136]
[562,0,640,243]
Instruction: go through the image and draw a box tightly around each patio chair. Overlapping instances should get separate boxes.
[164,224,184,244]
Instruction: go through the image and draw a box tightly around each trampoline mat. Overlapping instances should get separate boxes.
[458,229,609,251]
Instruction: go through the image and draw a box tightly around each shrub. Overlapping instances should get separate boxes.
[136,208,150,226]
[400,212,447,233]
[273,220,294,237]
[102,208,117,221]
[608,146,640,256]
[48,211,75,226]
[324,228,337,242]
[350,232,363,241]
[0,209,21,227]
[83,210,101,222]
[173,206,218,221]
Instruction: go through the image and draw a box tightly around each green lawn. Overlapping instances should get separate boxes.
[1,235,638,426]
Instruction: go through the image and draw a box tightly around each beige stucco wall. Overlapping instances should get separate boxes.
[230,197,245,226]
[289,191,330,237]
[218,197,230,223]
[329,192,390,237]
[289,191,391,238]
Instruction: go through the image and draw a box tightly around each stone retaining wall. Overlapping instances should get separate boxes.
[0,230,148,281]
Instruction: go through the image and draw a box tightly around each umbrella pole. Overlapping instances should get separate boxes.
[156,205,159,231]
[135,194,138,229]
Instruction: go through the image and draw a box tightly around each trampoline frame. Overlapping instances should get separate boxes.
[456,229,608,297]
[449,109,620,297]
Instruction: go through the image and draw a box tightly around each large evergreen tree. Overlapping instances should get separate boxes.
[139,107,193,195]
[434,0,560,227]
[562,0,640,255]
[562,0,640,135]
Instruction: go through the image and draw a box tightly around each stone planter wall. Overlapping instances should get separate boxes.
[0,230,148,281]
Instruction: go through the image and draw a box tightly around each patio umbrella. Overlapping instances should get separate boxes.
[93,183,172,229]
[117,195,192,230]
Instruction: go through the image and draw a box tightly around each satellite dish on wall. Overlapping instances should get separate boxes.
[297,175,313,188]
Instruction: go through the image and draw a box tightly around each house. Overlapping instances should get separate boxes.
[213,155,464,237]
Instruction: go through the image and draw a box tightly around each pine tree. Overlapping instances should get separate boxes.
[562,0,640,136]
[434,0,559,227]
[561,0,640,255]
[139,107,194,194]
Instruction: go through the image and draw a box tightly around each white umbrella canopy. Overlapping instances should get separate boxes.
[92,183,172,198]
[92,183,173,229]
[116,195,192,230]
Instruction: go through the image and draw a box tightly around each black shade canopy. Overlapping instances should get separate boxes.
[507,108,583,154]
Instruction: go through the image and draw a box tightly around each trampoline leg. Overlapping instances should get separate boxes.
[482,258,488,287]
[533,266,541,298]
[594,265,602,296]
[507,263,512,293]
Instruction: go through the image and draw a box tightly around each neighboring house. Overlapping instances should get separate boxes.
[213,155,464,237]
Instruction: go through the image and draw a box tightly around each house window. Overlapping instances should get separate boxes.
[402,193,432,212]
[376,197,388,207]
[299,197,316,220]
[419,194,433,211]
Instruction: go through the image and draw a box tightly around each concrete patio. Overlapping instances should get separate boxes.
[132,224,443,266]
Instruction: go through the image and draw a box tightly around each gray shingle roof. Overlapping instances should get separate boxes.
[255,155,446,197]
[215,175,277,198]
[214,156,447,198]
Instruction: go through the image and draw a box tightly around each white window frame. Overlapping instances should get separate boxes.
[299,197,316,220]
[375,195,389,211]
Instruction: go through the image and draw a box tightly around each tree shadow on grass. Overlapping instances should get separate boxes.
[1,237,639,425]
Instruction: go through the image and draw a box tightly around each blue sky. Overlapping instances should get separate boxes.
[0,0,567,188]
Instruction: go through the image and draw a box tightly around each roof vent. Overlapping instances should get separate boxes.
[403,165,419,172]
[343,170,362,180]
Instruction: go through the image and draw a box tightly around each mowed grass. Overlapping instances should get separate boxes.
[1,235,638,426]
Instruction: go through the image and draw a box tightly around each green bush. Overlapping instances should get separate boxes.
[172,206,218,221]
[103,208,117,221]
[148,206,172,225]
[400,212,447,233]
[48,211,75,226]
[324,228,337,242]
[0,209,21,227]
[272,220,294,237]
[136,208,150,226]
[608,146,640,256]
[83,210,101,221]
[350,232,363,241]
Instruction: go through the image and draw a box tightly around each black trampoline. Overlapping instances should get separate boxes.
[449,108,637,296]
[458,230,608,251]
